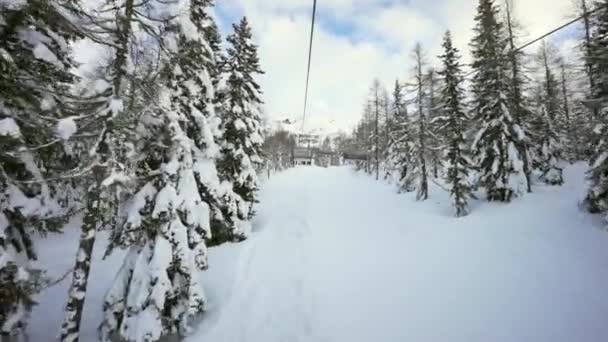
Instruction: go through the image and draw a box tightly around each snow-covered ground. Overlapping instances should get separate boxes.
[30,164,608,341]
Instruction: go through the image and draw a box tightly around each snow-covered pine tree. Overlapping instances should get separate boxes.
[584,0,608,218]
[532,41,563,185]
[533,107,563,186]
[558,60,573,161]
[101,92,211,342]
[426,69,443,179]
[436,31,473,217]
[388,80,415,191]
[352,112,372,172]
[362,100,375,174]
[366,79,384,180]
[411,43,430,201]
[262,129,296,171]
[190,1,252,248]
[0,0,82,334]
[588,0,608,106]
[206,20,223,85]
[217,17,265,224]
[61,0,177,340]
[101,1,253,340]
[582,0,601,123]
[504,0,533,193]
[550,17,591,162]
[582,0,596,88]
[469,0,526,202]
[61,11,132,342]
[352,91,373,173]
[559,60,589,162]
[380,87,392,177]
[167,3,250,247]
[570,0,603,161]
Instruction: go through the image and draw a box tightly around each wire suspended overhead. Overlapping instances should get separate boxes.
[301,0,317,132]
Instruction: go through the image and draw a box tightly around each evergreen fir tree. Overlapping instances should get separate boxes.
[381,88,392,178]
[558,60,574,161]
[217,17,265,222]
[100,97,208,342]
[559,60,589,162]
[426,69,443,179]
[365,79,384,180]
[388,80,415,192]
[571,0,602,160]
[589,0,608,103]
[206,20,224,84]
[504,0,533,193]
[581,0,597,110]
[583,0,603,123]
[185,3,251,247]
[61,1,175,340]
[469,0,526,202]
[584,0,608,218]
[195,0,252,248]
[0,0,81,334]
[533,41,563,185]
[436,31,473,217]
[353,113,373,173]
[101,1,251,340]
[411,43,430,201]
[204,7,224,105]
[535,108,563,185]
[362,100,375,174]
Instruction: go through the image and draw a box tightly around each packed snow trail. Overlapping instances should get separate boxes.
[189,165,608,342]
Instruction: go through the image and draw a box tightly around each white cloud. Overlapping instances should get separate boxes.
[217,0,576,133]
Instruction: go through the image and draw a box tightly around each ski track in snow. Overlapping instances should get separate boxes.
[28,164,608,342]
[196,169,319,342]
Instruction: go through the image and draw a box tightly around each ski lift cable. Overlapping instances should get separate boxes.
[513,2,607,54]
[301,0,318,133]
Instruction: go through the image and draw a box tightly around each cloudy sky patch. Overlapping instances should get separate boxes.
[214,0,578,133]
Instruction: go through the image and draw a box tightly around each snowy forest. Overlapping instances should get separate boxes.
[347,0,608,218]
[4,0,608,341]
[1,0,265,341]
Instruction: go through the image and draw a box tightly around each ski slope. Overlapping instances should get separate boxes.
[28,164,608,341]
[190,164,608,342]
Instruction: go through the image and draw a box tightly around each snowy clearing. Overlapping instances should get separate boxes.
[31,164,608,342]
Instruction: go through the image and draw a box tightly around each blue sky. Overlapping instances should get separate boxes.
[213,0,579,133]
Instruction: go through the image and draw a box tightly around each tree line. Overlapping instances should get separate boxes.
[0,0,264,341]
[347,0,608,218]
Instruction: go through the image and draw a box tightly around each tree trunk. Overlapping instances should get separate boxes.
[414,45,428,201]
[428,70,439,179]
[60,174,102,342]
